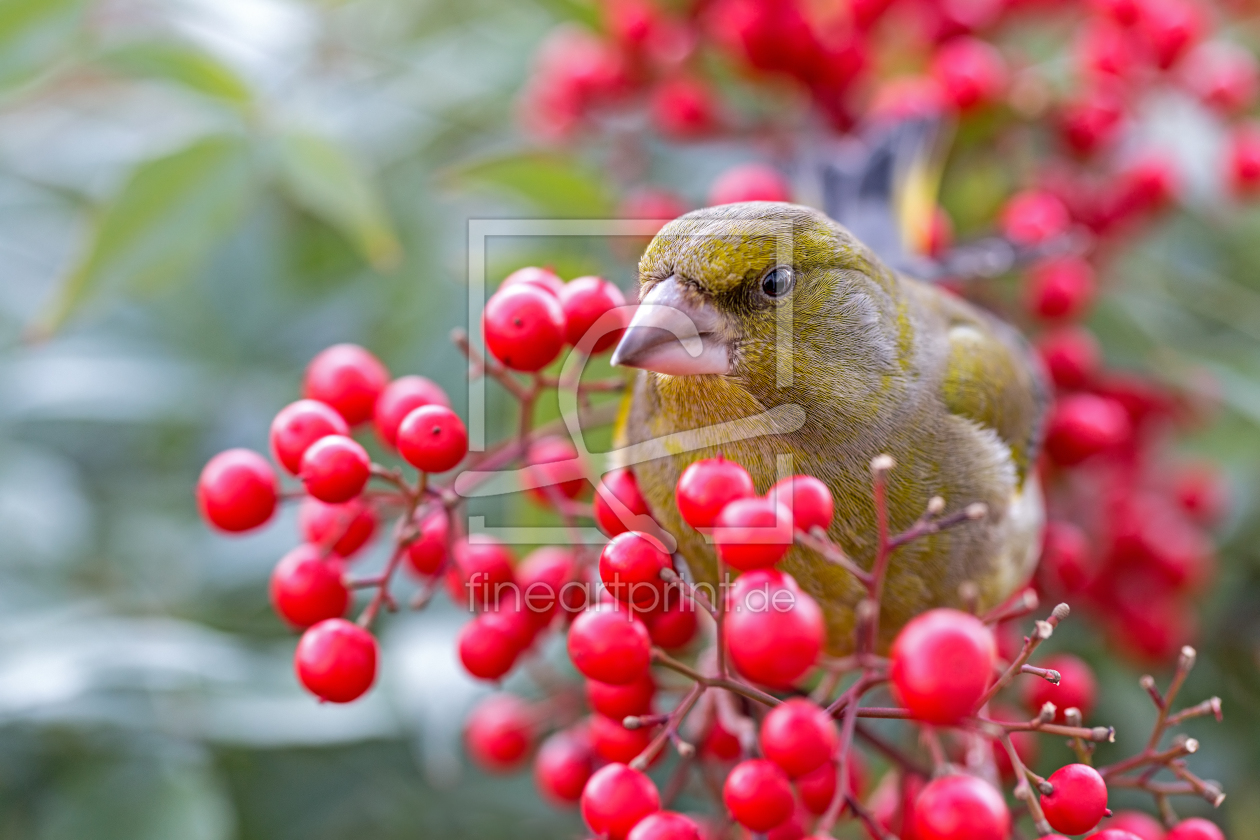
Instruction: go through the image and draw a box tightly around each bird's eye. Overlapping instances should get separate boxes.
[760,265,795,298]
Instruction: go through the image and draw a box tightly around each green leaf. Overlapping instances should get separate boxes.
[275,130,402,272]
[447,152,614,218]
[0,0,87,90]
[97,41,254,107]
[34,135,255,335]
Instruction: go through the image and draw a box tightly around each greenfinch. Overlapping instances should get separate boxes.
[610,201,1048,651]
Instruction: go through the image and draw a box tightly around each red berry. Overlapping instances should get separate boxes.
[299,498,377,558]
[1042,763,1109,835]
[458,613,521,680]
[294,618,377,703]
[524,436,586,504]
[197,448,278,533]
[643,592,699,650]
[930,37,1005,111]
[502,265,564,298]
[590,712,653,763]
[1106,811,1167,840]
[676,457,756,529]
[1027,257,1096,321]
[581,763,660,840]
[767,475,833,533]
[1078,20,1139,79]
[536,728,594,804]
[1172,462,1229,526]
[725,569,824,689]
[300,435,371,503]
[1001,190,1072,247]
[1061,87,1125,156]
[1115,155,1178,218]
[709,163,791,205]
[517,545,578,627]
[1136,0,1202,70]
[601,531,673,608]
[1183,43,1258,114]
[1038,327,1101,390]
[628,811,703,840]
[465,694,535,773]
[587,674,656,719]
[1039,520,1096,594]
[303,344,389,426]
[1025,653,1098,722]
[397,405,468,473]
[449,537,517,610]
[1091,831,1147,840]
[568,606,652,685]
[594,468,653,537]
[723,759,795,832]
[405,509,449,576]
[650,77,718,140]
[1227,122,1260,196]
[373,375,449,448]
[484,284,567,372]
[1091,0,1143,27]
[1045,394,1132,466]
[797,753,866,814]
[1166,818,1224,840]
[890,608,995,725]
[702,718,742,761]
[759,698,839,778]
[714,497,794,571]
[915,775,1010,840]
[559,275,627,352]
[270,399,350,475]
[269,545,348,628]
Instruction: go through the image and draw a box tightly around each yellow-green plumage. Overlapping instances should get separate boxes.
[613,202,1048,651]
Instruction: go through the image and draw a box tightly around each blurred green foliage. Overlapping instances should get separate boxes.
[1,0,1260,838]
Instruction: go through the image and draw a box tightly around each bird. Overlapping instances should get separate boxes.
[608,196,1049,652]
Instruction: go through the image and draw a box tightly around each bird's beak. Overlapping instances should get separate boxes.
[611,276,731,376]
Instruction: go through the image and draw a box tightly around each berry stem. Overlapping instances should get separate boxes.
[651,648,781,707]
[998,730,1054,835]
[630,682,704,770]
[974,603,1070,711]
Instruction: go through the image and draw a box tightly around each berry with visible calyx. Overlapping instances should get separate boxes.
[600,531,672,608]
[294,618,377,703]
[465,694,535,773]
[373,375,449,448]
[300,435,371,503]
[568,606,652,685]
[723,759,795,832]
[911,775,1010,840]
[1028,257,1096,321]
[502,265,564,298]
[536,727,594,804]
[1001,190,1072,247]
[590,713,653,763]
[643,592,698,650]
[650,76,718,140]
[405,509,448,576]
[930,37,1005,111]
[303,344,389,426]
[709,163,791,206]
[581,763,660,840]
[594,468,653,536]
[628,811,703,840]
[270,545,348,628]
[270,399,350,475]
[484,284,568,372]
[725,569,824,689]
[197,448,279,533]
[1042,763,1109,835]
[1025,653,1098,722]
[524,436,586,504]
[448,537,517,610]
[397,405,468,473]
[714,497,794,571]
[559,275,627,352]
[458,613,521,680]
[299,498,376,559]
[1106,810,1167,840]
[587,674,655,719]
[1166,818,1225,840]
[890,608,995,725]
[1045,394,1132,466]
[676,457,756,529]
[1038,327,1101,390]
[759,698,839,778]
[766,475,832,533]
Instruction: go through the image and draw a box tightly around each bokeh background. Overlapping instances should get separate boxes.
[1,0,1259,838]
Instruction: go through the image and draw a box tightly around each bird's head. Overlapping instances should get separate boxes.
[612,202,910,406]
